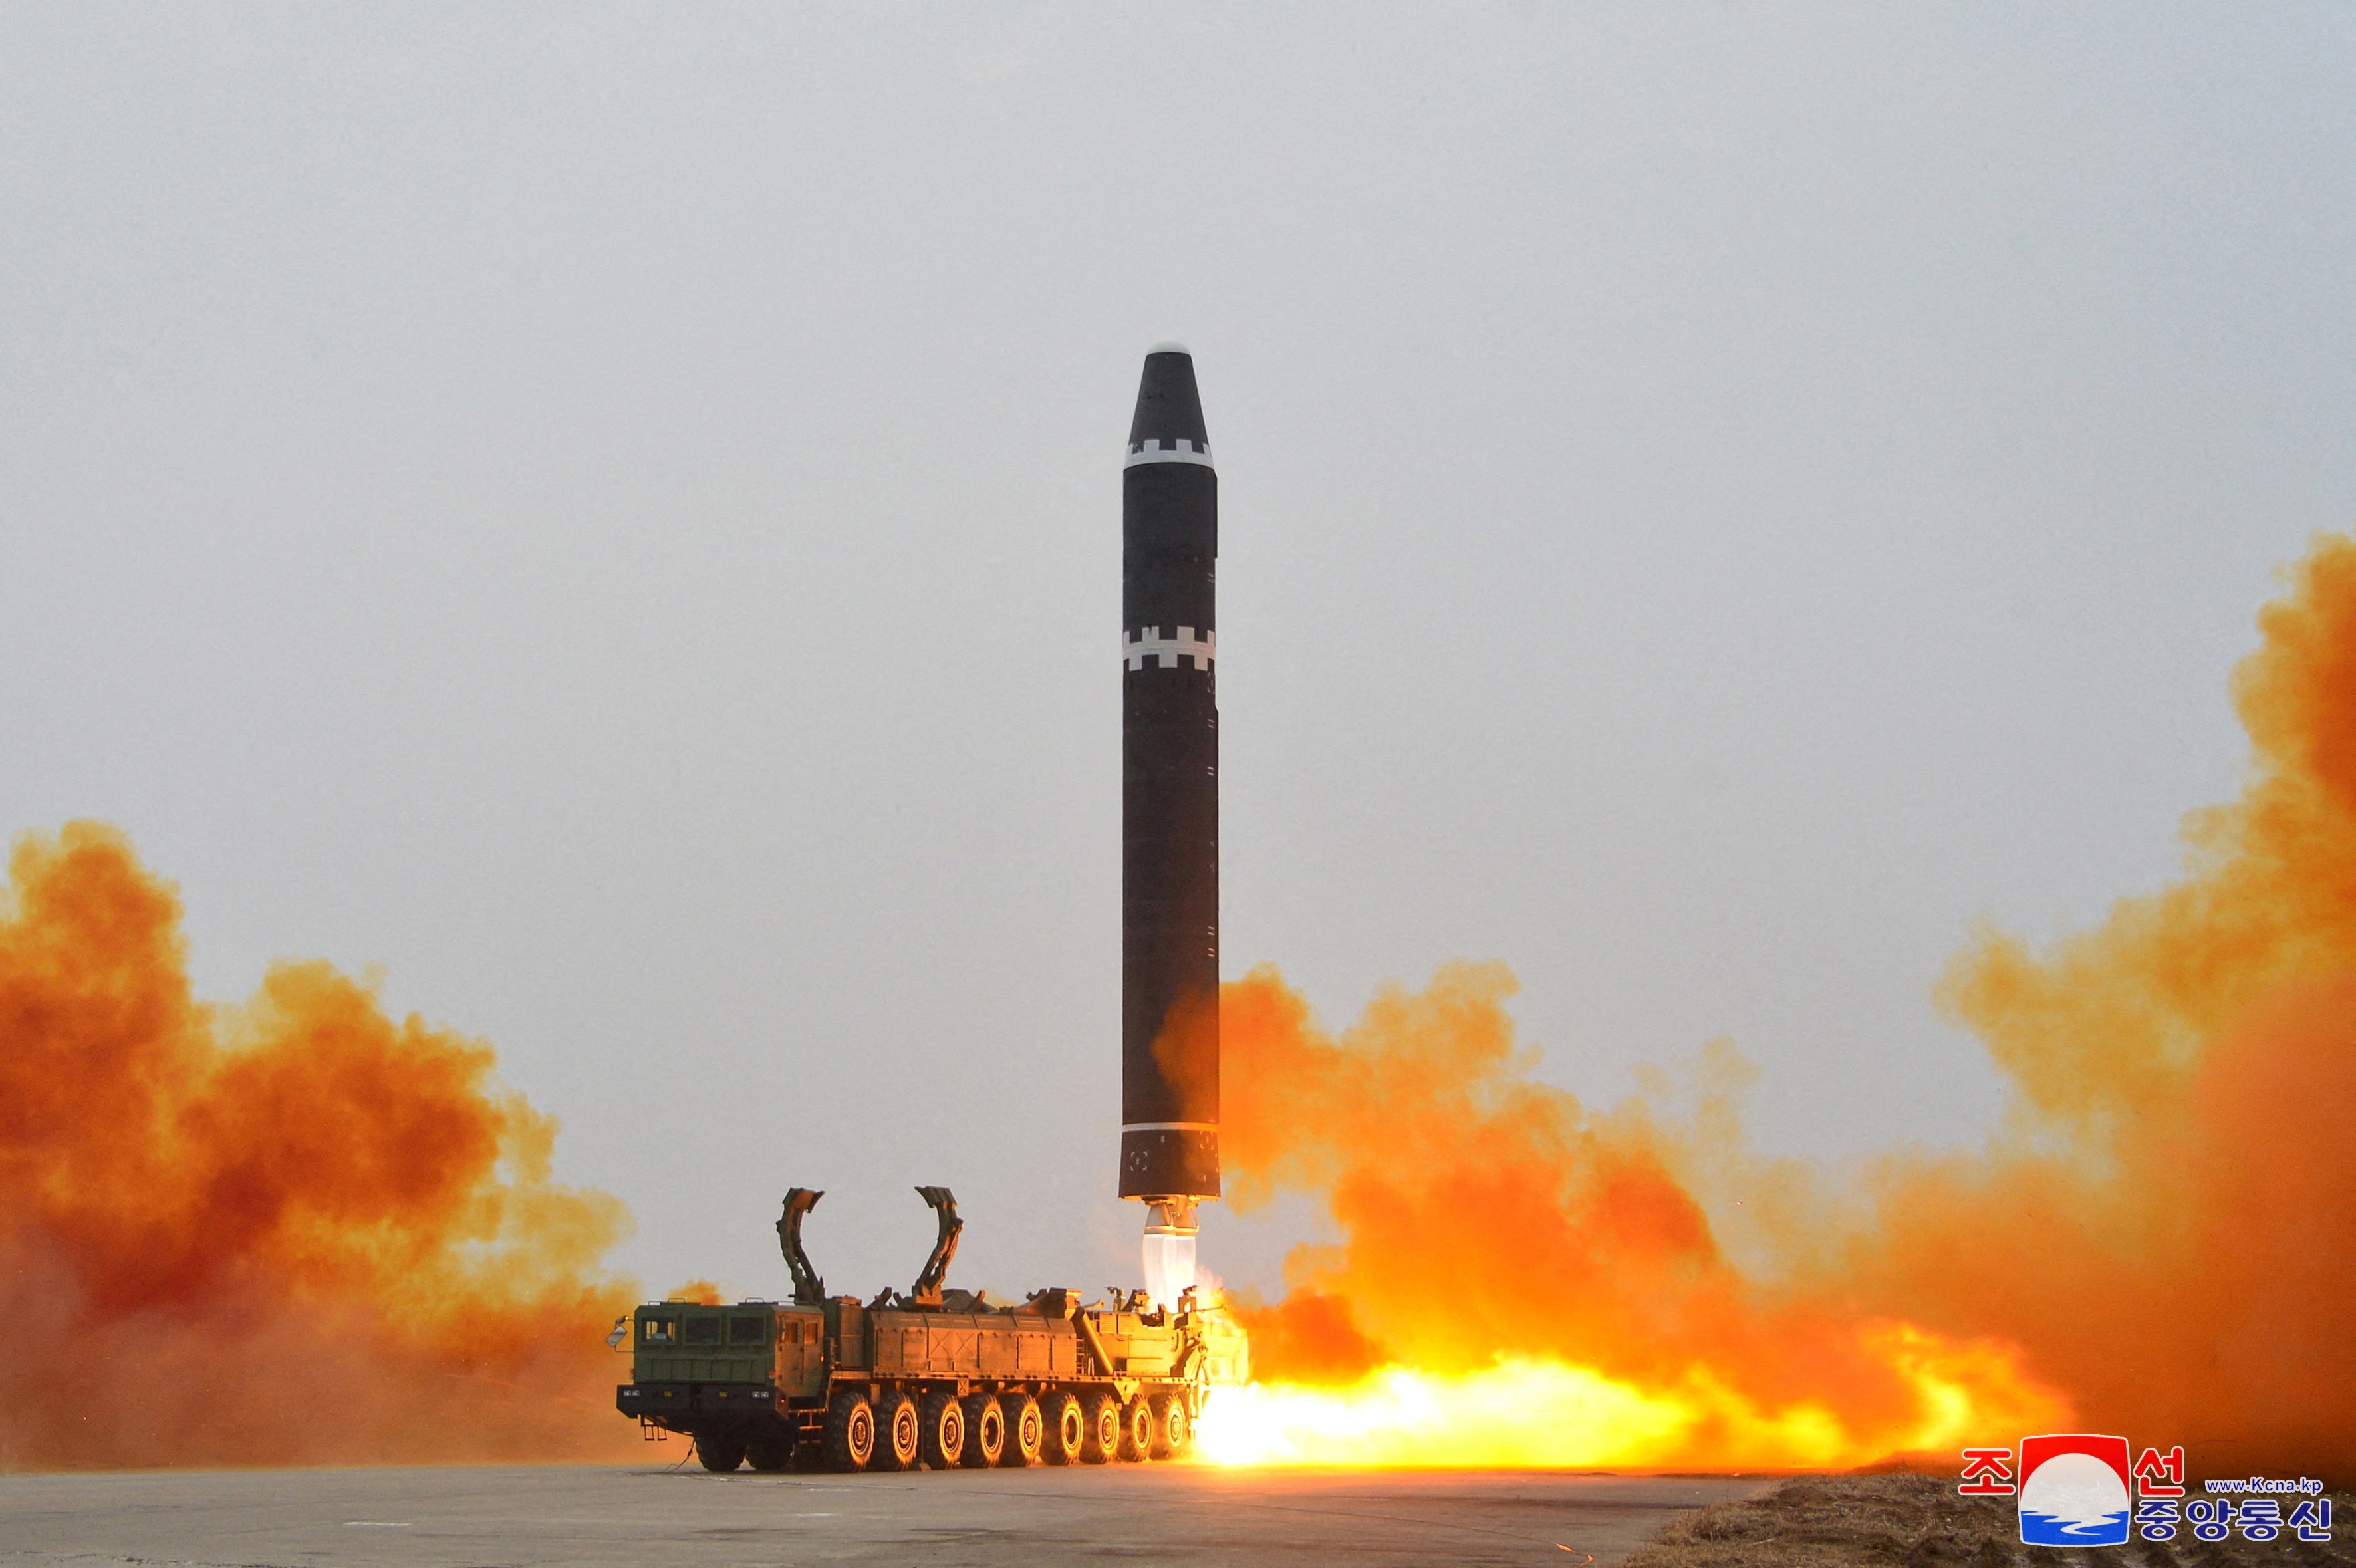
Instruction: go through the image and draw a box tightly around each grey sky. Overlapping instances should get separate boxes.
[5,5,2349,1301]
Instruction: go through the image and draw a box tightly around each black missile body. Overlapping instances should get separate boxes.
[1120,346,1220,1202]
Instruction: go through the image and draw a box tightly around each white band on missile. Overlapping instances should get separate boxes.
[1124,626,1215,671]
[1125,438,1215,468]
[1123,1122,1218,1132]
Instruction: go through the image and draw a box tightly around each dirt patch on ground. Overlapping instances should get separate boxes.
[1623,1472,2355,1568]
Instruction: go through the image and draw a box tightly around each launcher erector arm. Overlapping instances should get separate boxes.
[775,1187,826,1306]
[910,1186,962,1306]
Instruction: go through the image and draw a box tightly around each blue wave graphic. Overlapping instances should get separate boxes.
[2020,1507,2129,1547]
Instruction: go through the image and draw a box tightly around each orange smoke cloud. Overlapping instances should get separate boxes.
[1859,532,2356,1476]
[0,823,641,1469]
[1216,964,2063,1468]
[1216,533,2356,1476]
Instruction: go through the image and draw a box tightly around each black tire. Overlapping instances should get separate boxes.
[1116,1396,1154,1462]
[698,1432,748,1472]
[1148,1393,1188,1460]
[919,1390,966,1470]
[1079,1391,1120,1465]
[822,1393,875,1473]
[959,1394,1004,1468]
[872,1390,920,1472]
[745,1437,794,1472]
[1039,1392,1084,1466]
[998,1392,1043,1467]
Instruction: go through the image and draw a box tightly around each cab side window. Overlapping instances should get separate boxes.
[642,1317,676,1345]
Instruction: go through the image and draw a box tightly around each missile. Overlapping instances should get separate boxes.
[1120,343,1220,1309]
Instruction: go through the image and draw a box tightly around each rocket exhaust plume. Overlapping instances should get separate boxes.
[1122,342,1222,1307]
[0,823,640,1468]
[1200,532,2356,1477]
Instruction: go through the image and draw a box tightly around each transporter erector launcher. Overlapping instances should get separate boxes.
[1120,344,1220,1308]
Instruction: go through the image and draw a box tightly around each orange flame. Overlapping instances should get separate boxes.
[1208,533,2356,1477]
[1210,962,2067,1468]
[1196,1328,2058,1470]
[0,823,642,1468]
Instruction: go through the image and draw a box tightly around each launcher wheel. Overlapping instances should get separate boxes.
[1149,1392,1188,1460]
[998,1393,1043,1466]
[1117,1396,1154,1462]
[1040,1392,1085,1465]
[1079,1391,1120,1464]
[872,1390,920,1471]
[960,1394,1005,1468]
[920,1390,966,1470]
[822,1393,874,1472]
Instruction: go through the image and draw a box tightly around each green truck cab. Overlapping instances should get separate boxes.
[616,1188,1248,1473]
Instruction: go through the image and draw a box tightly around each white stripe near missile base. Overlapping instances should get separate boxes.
[1124,626,1215,670]
[1124,1122,1218,1132]
[1124,438,1215,468]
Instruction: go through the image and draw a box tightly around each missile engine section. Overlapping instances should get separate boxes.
[615,1188,1248,1472]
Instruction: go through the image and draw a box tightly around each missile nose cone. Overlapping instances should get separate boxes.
[1128,346,1212,462]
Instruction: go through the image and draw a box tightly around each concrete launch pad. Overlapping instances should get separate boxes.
[0,1462,1771,1567]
